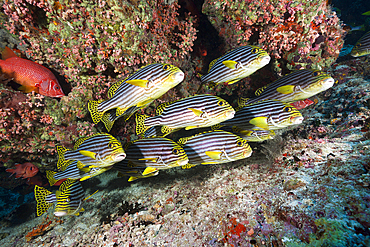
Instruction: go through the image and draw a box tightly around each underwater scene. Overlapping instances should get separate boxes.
[0,0,370,246]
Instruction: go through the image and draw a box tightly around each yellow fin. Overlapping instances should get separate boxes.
[107,79,124,98]
[201,162,219,165]
[137,99,153,107]
[181,164,197,169]
[46,170,58,186]
[211,124,222,131]
[125,79,149,88]
[276,85,295,94]
[101,112,115,132]
[362,10,370,15]
[177,137,190,145]
[222,60,238,69]
[79,150,97,159]
[188,108,203,117]
[226,79,240,85]
[135,113,150,135]
[56,146,69,170]
[185,126,198,130]
[128,176,138,182]
[205,151,222,160]
[142,167,157,175]
[249,117,269,129]
[88,100,104,124]
[34,185,53,217]
[138,157,158,162]
[156,101,172,115]
[18,85,38,93]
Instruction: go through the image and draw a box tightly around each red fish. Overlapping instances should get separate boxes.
[290,99,315,110]
[6,162,39,179]
[0,47,65,97]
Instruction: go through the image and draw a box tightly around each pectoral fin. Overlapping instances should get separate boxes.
[18,85,38,93]
[276,85,295,94]
[138,157,158,162]
[142,167,157,175]
[125,79,149,88]
[185,126,198,130]
[222,60,238,69]
[205,151,222,160]
[249,117,269,129]
[79,150,97,159]
[188,108,203,117]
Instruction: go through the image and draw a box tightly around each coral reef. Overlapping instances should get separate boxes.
[202,0,345,73]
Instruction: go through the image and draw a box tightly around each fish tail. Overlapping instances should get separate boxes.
[135,113,150,135]
[45,170,58,186]
[101,112,115,132]
[56,146,69,169]
[211,124,222,131]
[34,185,52,216]
[88,100,104,124]
[237,97,249,109]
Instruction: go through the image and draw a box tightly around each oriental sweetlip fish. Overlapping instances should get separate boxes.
[201,45,270,86]
[46,160,111,186]
[214,100,304,131]
[34,179,85,216]
[135,94,235,136]
[221,126,276,142]
[56,133,126,169]
[88,63,185,131]
[113,137,189,181]
[351,31,370,57]
[237,69,335,108]
[0,47,65,97]
[178,130,252,168]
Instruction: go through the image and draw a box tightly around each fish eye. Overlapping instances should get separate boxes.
[163,64,171,70]
[283,106,292,112]
[55,86,60,90]
[312,71,320,76]
[108,142,118,149]
[251,48,259,54]
[217,100,226,106]
[172,148,180,155]
[236,140,244,146]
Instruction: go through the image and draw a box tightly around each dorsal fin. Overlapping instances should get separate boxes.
[73,134,102,149]
[2,47,18,60]
[107,79,125,98]
[177,136,190,145]
[155,101,172,115]
[255,84,269,96]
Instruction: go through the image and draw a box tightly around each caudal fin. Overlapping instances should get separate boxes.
[135,113,150,135]
[88,100,104,124]
[34,185,53,216]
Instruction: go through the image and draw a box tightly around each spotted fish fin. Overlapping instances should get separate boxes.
[142,167,157,176]
[135,113,151,135]
[211,124,222,131]
[188,107,203,117]
[181,164,197,169]
[237,97,250,109]
[46,170,58,186]
[177,136,190,145]
[101,112,115,132]
[56,146,70,170]
[255,85,269,96]
[160,125,172,136]
[205,151,222,160]
[222,60,238,69]
[107,79,124,98]
[73,133,103,149]
[88,100,104,124]
[79,150,97,159]
[208,58,218,72]
[249,117,269,130]
[34,185,53,216]
[156,101,172,115]
[125,79,149,88]
[276,85,295,94]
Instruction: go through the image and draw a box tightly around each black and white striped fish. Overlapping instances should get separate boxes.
[113,160,160,182]
[351,31,370,57]
[34,179,85,216]
[135,94,235,136]
[46,161,111,186]
[88,63,184,131]
[238,69,335,107]
[177,130,252,167]
[121,138,188,176]
[56,133,126,169]
[201,45,270,85]
[215,100,303,131]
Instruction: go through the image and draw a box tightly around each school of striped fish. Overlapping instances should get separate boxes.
[34,45,336,217]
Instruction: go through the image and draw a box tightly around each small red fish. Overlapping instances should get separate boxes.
[290,99,315,110]
[0,47,65,97]
[6,162,39,179]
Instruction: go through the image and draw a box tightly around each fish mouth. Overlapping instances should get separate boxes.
[114,153,126,162]
[54,211,67,217]
[290,116,304,124]
[258,55,271,66]
[321,77,335,90]
[173,71,185,83]
[243,149,252,158]
[224,109,235,119]
[177,158,189,167]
